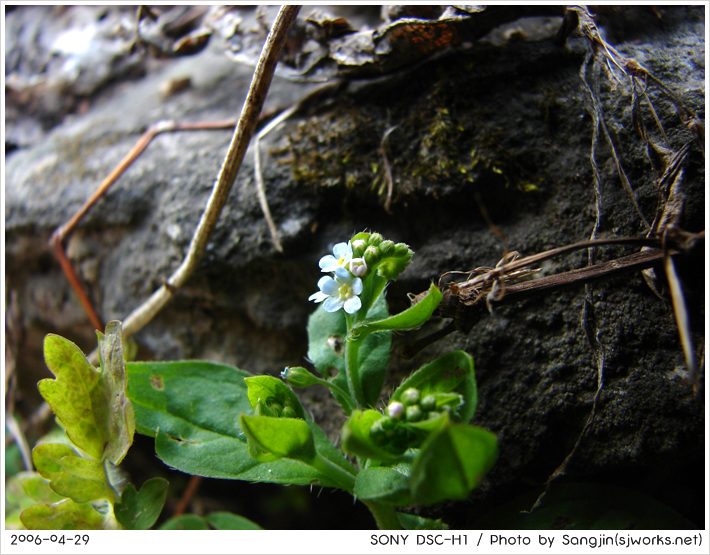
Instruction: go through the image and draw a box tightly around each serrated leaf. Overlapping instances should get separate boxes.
[96,321,135,464]
[5,472,61,530]
[354,467,412,506]
[409,424,498,505]
[32,443,116,503]
[240,415,315,462]
[126,361,354,488]
[393,350,477,423]
[21,475,65,505]
[39,322,134,464]
[375,250,413,281]
[349,282,442,339]
[20,499,105,530]
[114,477,168,530]
[39,335,109,460]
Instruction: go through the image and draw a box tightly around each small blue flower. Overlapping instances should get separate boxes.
[309,266,363,314]
[318,242,353,273]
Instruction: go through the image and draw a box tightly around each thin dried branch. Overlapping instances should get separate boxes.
[118,6,301,341]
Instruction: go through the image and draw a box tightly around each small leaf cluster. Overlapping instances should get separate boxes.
[8,323,260,531]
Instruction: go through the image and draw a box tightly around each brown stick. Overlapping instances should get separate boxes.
[49,119,238,331]
[120,6,301,340]
[491,248,670,302]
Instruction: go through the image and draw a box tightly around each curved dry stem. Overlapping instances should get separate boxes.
[118,6,301,340]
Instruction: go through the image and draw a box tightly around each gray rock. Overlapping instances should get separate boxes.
[5,5,704,528]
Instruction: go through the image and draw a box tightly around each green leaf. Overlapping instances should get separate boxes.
[397,512,449,530]
[244,376,306,419]
[341,410,401,461]
[39,322,134,464]
[354,467,412,506]
[5,472,61,530]
[349,283,442,339]
[307,295,391,409]
[96,321,135,464]
[410,424,498,505]
[114,477,168,530]
[21,475,65,504]
[32,443,116,503]
[205,511,263,530]
[159,512,264,530]
[39,335,109,461]
[393,350,477,423]
[240,415,315,462]
[21,499,105,530]
[159,514,210,530]
[127,361,354,488]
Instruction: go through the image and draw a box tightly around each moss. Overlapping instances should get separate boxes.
[278,54,544,205]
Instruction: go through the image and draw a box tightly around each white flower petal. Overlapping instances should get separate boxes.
[308,291,328,302]
[343,296,362,314]
[351,277,363,295]
[319,255,339,271]
[320,277,339,296]
[323,297,344,312]
[334,266,352,282]
[333,242,352,259]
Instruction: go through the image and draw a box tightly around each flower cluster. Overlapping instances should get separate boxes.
[370,387,465,452]
[309,242,366,314]
[308,234,414,315]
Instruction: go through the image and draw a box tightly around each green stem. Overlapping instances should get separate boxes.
[344,313,365,408]
[311,454,356,494]
[363,500,401,530]
[314,377,355,414]
[345,337,365,408]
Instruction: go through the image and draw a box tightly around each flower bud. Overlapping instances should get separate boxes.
[369,420,387,444]
[380,416,396,431]
[401,387,420,405]
[281,366,320,388]
[281,406,298,419]
[351,239,366,256]
[364,246,380,266]
[387,401,405,419]
[368,233,383,246]
[421,394,437,412]
[379,240,395,256]
[348,257,368,277]
[405,405,423,422]
[394,243,412,258]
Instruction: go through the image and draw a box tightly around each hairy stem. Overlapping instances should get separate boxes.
[363,500,401,530]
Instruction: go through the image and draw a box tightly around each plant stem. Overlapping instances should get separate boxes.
[117,6,301,342]
[314,377,355,414]
[363,500,401,530]
[344,330,365,408]
[311,454,356,494]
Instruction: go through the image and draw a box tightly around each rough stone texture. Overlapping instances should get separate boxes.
[5,6,705,528]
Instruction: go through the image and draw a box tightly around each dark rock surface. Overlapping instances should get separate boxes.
[5,6,705,529]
